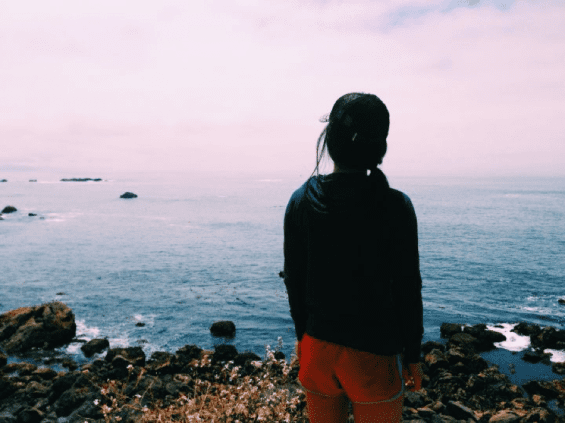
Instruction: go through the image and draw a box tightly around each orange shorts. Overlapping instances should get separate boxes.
[298,333,405,404]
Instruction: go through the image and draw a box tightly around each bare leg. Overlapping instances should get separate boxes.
[305,391,349,423]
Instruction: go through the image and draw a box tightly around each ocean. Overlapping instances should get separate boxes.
[1,171,564,371]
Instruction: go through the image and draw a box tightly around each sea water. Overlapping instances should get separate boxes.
[1,171,564,367]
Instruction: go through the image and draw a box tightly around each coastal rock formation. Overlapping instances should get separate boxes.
[120,192,138,199]
[0,179,7,182]
[210,320,236,337]
[60,178,102,182]
[29,179,37,182]
[28,213,37,217]
[80,338,110,357]
[1,206,17,214]
[0,302,76,353]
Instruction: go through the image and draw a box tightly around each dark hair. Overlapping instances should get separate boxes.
[312,93,389,177]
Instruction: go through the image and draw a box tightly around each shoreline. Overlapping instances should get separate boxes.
[2,304,565,422]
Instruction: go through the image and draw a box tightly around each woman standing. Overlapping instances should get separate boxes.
[284,93,424,423]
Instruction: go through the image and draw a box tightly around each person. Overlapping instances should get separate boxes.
[283,92,424,423]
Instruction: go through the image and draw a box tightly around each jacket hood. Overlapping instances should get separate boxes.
[305,169,390,214]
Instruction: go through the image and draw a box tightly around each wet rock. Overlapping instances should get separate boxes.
[558,298,565,305]
[462,325,506,351]
[488,410,521,423]
[525,407,557,423]
[3,363,37,376]
[0,302,76,353]
[447,333,478,352]
[440,323,463,339]
[522,380,558,399]
[27,213,37,217]
[1,206,17,214]
[551,361,565,374]
[512,322,541,337]
[31,368,57,381]
[522,349,552,364]
[120,192,138,199]
[62,359,78,371]
[176,344,203,369]
[105,346,146,367]
[212,345,238,364]
[0,179,7,183]
[403,390,428,409]
[80,338,109,357]
[136,322,145,327]
[0,352,6,368]
[531,326,565,350]
[210,321,236,337]
[274,351,285,360]
[53,386,92,417]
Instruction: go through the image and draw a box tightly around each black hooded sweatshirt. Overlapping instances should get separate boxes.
[283,169,423,363]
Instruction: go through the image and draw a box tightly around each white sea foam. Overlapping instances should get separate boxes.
[75,319,100,339]
[487,323,531,352]
[544,349,565,363]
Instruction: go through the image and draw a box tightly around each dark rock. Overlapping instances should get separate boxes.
[213,345,238,364]
[522,380,559,399]
[62,359,78,371]
[31,367,57,380]
[278,271,285,278]
[558,298,565,305]
[60,178,102,182]
[488,410,521,422]
[274,351,285,360]
[462,325,505,351]
[80,338,109,357]
[1,206,17,214]
[522,349,552,364]
[525,407,557,423]
[445,400,476,421]
[531,326,565,350]
[55,292,65,296]
[17,407,44,423]
[424,349,449,375]
[422,341,446,354]
[0,302,76,353]
[47,371,80,403]
[447,333,478,352]
[210,321,236,337]
[120,192,138,199]
[28,180,36,183]
[147,351,179,375]
[512,322,541,337]
[27,213,37,217]
[53,386,91,417]
[233,351,262,367]
[0,411,16,423]
[24,381,49,398]
[440,323,463,339]
[551,361,565,374]
[4,362,37,376]
[403,390,427,409]
[0,352,6,368]
[0,179,7,183]
[105,346,146,367]
[136,322,145,327]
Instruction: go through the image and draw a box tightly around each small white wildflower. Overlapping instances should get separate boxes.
[93,399,100,405]
[135,394,141,398]
[127,364,133,370]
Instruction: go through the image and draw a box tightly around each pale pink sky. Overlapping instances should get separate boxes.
[1,0,564,177]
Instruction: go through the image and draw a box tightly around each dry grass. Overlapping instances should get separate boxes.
[94,340,324,423]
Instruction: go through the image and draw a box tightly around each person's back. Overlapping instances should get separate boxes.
[284,93,424,423]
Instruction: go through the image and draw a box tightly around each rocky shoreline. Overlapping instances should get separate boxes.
[1,303,565,422]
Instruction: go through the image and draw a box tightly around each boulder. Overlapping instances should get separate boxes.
[120,192,138,199]
[212,344,238,364]
[552,361,565,375]
[210,320,236,337]
[522,349,551,364]
[558,298,565,305]
[0,351,6,367]
[512,322,541,337]
[445,401,477,421]
[233,351,262,366]
[80,338,110,357]
[440,323,463,339]
[0,302,76,353]
[29,180,37,182]
[27,213,37,217]
[105,346,146,367]
[1,206,17,214]
[0,179,7,182]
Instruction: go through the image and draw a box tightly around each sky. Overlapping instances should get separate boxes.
[1,0,564,177]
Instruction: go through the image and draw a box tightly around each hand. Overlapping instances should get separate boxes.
[402,363,423,392]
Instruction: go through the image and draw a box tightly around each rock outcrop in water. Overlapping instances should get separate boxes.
[210,320,236,337]
[0,179,7,182]
[81,339,110,358]
[60,178,102,182]
[0,302,76,353]
[120,192,138,199]
[1,206,17,214]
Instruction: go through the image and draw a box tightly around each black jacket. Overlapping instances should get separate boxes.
[283,170,423,363]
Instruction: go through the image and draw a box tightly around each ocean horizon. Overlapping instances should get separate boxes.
[1,170,564,374]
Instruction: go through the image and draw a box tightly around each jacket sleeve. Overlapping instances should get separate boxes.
[283,193,308,342]
[396,195,424,364]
